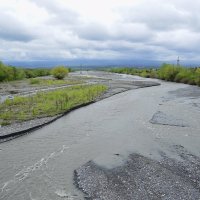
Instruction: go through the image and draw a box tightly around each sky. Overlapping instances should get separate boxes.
[0,0,200,64]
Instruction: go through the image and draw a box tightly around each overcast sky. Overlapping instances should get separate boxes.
[0,0,200,63]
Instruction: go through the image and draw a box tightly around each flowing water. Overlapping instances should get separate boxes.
[1,77,200,200]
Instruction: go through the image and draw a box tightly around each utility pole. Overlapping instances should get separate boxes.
[80,64,82,74]
[177,56,180,66]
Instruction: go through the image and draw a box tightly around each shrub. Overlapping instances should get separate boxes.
[24,68,51,78]
[30,78,41,84]
[195,68,200,86]
[140,71,148,77]
[0,60,51,82]
[106,65,200,87]
[51,66,69,79]
[158,64,180,81]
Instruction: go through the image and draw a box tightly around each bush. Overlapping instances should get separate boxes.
[24,68,51,78]
[0,61,51,82]
[51,66,69,79]
[106,65,200,87]
[0,62,26,82]
[30,78,41,84]
[195,68,200,86]
[158,64,180,81]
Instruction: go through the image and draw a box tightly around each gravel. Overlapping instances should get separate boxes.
[75,145,200,200]
[150,111,189,127]
[0,116,58,137]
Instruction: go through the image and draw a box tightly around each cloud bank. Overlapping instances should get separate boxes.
[0,0,200,64]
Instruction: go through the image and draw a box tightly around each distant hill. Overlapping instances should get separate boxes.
[4,59,199,69]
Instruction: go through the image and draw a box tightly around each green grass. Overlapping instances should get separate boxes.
[29,78,84,86]
[0,84,107,126]
[107,64,200,86]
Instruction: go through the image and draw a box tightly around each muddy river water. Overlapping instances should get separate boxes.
[0,73,200,199]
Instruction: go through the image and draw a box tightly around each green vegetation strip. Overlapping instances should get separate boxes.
[108,64,200,86]
[0,61,51,81]
[0,84,107,126]
[0,61,74,82]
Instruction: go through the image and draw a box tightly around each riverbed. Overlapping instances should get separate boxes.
[0,72,200,199]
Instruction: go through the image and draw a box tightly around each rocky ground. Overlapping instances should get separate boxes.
[75,146,200,200]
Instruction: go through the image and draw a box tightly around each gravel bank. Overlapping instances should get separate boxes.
[75,145,200,200]
[0,71,160,142]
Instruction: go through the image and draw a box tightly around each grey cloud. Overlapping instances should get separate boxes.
[32,0,65,13]
[75,23,111,41]
[32,0,80,26]
[75,22,153,43]
[0,12,35,42]
[122,0,200,32]
[151,29,200,53]
[1,0,200,62]
[112,23,153,41]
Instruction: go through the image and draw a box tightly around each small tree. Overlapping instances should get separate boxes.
[51,66,69,79]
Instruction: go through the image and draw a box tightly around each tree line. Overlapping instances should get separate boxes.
[0,61,73,82]
[0,61,51,82]
[107,64,200,86]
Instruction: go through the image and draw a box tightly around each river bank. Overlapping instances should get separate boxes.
[0,71,160,142]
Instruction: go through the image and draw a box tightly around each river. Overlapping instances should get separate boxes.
[0,75,200,200]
